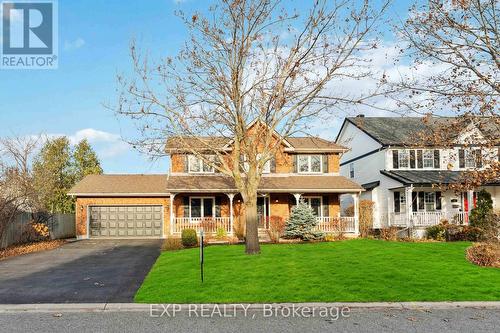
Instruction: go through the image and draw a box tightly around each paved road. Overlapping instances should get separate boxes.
[0,308,498,333]
[0,239,162,303]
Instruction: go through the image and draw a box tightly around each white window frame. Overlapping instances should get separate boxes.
[188,155,215,173]
[423,149,434,169]
[400,191,407,213]
[257,153,271,174]
[297,155,322,174]
[189,196,215,220]
[464,149,476,168]
[398,150,410,168]
[243,155,271,173]
[424,192,436,212]
[302,196,323,217]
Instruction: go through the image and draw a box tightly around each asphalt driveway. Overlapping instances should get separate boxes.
[0,239,162,304]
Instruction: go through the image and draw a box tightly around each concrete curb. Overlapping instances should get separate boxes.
[0,302,499,313]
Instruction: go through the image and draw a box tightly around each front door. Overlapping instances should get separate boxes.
[257,196,270,229]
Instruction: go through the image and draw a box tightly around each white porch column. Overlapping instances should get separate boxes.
[405,185,414,227]
[467,190,474,214]
[293,193,302,205]
[387,195,391,227]
[169,193,176,235]
[227,193,235,235]
[352,193,360,236]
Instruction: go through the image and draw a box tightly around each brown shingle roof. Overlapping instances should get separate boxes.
[165,175,362,193]
[166,136,346,152]
[68,174,169,196]
[166,137,231,151]
[285,137,346,151]
[69,174,362,196]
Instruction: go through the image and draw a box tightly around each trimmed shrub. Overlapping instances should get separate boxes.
[284,202,324,241]
[470,190,493,229]
[466,243,500,267]
[379,227,399,241]
[269,216,286,243]
[215,227,227,240]
[181,229,198,247]
[426,224,446,241]
[162,238,183,251]
[469,190,499,241]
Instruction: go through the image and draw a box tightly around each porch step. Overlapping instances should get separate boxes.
[258,229,271,242]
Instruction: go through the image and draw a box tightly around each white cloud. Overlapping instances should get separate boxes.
[40,128,130,160]
[67,128,129,158]
[64,37,85,51]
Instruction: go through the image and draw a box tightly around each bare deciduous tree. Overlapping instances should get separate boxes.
[115,0,390,254]
[0,136,42,242]
[388,0,499,190]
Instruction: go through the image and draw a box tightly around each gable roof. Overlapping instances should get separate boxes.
[166,136,347,153]
[68,174,169,196]
[338,116,498,146]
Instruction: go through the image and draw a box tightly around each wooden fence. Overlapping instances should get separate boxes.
[0,212,75,249]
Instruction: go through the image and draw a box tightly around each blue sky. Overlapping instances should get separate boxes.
[0,0,413,174]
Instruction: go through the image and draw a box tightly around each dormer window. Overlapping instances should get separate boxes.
[188,155,214,173]
[298,155,322,173]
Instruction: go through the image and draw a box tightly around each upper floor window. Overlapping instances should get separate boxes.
[423,149,434,168]
[298,155,322,173]
[392,149,440,170]
[459,149,482,169]
[398,150,410,168]
[349,163,354,178]
[258,154,271,173]
[243,154,271,173]
[188,155,214,173]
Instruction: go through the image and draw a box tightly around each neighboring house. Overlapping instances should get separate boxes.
[68,129,363,239]
[336,116,499,231]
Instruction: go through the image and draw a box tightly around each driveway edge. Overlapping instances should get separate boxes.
[0,302,499,313]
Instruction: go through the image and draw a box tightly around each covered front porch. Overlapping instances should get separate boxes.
[387,185,475,228]
[168,192,360,236]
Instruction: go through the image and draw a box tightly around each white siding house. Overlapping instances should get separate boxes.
[336,116,500,231]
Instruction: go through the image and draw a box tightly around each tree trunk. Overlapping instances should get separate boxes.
[244,197,260,255]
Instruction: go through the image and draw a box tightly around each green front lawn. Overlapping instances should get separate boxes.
[135,239,500,303]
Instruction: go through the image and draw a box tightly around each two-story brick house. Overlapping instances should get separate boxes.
[69,133,363,239]
[336,116,499,232]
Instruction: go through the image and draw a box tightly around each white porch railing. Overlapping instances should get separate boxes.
[389,211,469,227]
[315,217,357,233]
[173,217,231,234]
